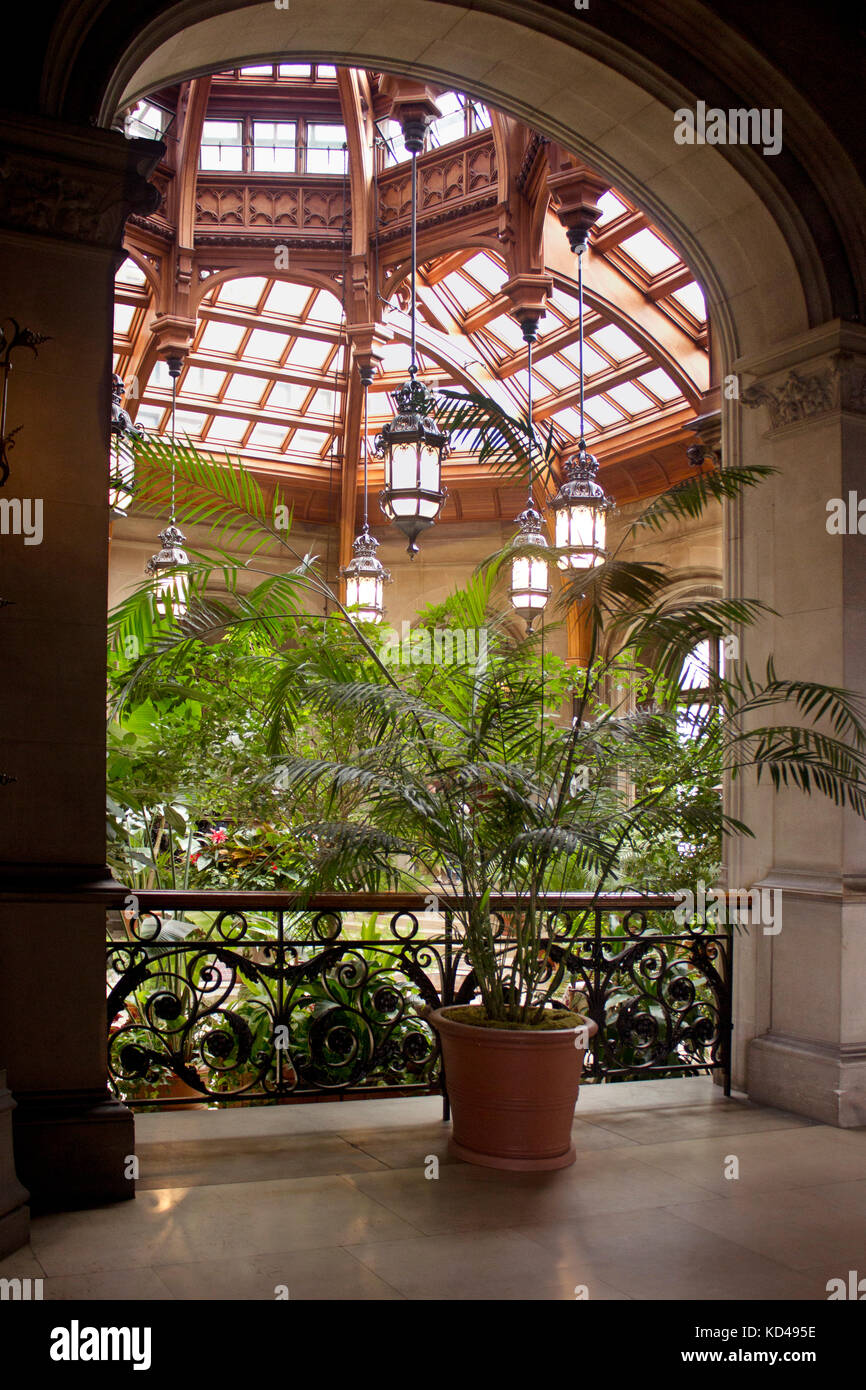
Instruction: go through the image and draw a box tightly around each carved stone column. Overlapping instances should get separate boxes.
[731,320,866,1124]
[0,113,161,1215]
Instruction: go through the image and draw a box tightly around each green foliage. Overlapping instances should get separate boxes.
[107,433,866,1024]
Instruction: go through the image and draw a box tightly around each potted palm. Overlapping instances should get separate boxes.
[109,432,866,1168]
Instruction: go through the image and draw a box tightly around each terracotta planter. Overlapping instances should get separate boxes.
[430,1007,598,1171]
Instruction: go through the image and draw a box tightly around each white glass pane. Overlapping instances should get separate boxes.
[199,321,245,352]
[206,416,248,443]
[224,375,269,403]
[174,411,206,434]
[672,282,707,320]
[289,430,327,455]
[248,423,288,448]
[116,257,147,288]
[265,281,312,317]
[246,328,287,361]
[594,191,627,226]
[218,277,268,307]
[620,229,680,274]
[268,381,308,410]
[606,381,653,414]
[589,325,639,361]
[584,397,624,427]
[286,337,332,369]
[462,253,506,294]
[637,368,681,401]
[389,443,417,490]
[183,367,225,396]
[681,640,711,691]
[200,146,243,171]
[279,64,312,77]
[113,303,134,334]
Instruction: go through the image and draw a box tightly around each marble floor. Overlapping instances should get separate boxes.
[4,1078,865,1300]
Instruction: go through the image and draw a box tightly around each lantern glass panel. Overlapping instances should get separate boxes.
[389,442,418,491]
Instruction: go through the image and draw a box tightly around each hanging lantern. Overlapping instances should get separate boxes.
[509,505,551,629]
[144,355,189,618]
[376,372,448,556]
[550,441,612,569]
[109,372,144,516]
[145,522,189,619]
[340,527,390,623]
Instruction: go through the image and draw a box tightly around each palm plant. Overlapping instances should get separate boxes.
[108,427,866,1025]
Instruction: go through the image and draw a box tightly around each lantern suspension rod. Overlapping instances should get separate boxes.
[577,242,586,445]
[410,144,418,376]
[363,370,370,529]
[167,354,183,525]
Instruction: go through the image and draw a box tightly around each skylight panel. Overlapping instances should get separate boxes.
[444,273,486,311]
[548,288,583,320]
[268,380,308,410]
[224,374,269,404]
[264,281,312,318]
[113,303,134,335]
[485,315,527,352]
[200,321,245,353]
[134,405,163,431]
[116,258,147,288]
[246,328,288,362]
[462,253,506,295]
[150,359,173,388]
[286,337,333,369]
[240,64,274,77]
[589,325,639,361]
[380,341,413,374]
[594,191,627,226]
[671,282,707,320]
[279,63,312,77]
[619,228,680,274]
[606,381,653,414]
[317,65,337,79]
[534,355,577,391]
[308,389,339,415]
[584,397,625,427]
[309,290,344,325]
[560,340,608,376]
[183,367,225,396]
[175,411,206,435]
[637,368,681,401]
[207,416,248,443]
[218,277,268,308]
[289,429,327,455]
[551,407,584,436]
[248,423,288,449]
[510,367,550,400]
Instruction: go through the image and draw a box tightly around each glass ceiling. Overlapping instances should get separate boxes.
[114,69,709,484]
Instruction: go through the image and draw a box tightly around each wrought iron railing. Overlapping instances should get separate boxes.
[106,891,732,1109]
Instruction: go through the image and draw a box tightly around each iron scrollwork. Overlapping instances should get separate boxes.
[107,895,732,1107]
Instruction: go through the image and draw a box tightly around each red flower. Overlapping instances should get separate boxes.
[190,851,200,865]
[210,829,227,845]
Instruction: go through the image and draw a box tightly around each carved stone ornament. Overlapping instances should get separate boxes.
[741,353,866,429]
[0,146,161,250]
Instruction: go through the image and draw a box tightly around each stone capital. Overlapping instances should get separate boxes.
[0,114,162,252]
[739,320,866,432]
